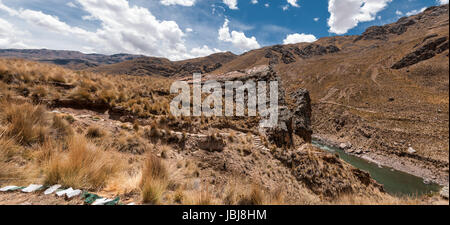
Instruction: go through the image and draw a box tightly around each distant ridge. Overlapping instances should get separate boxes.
[0,49,145,70]
[87,51,238,77]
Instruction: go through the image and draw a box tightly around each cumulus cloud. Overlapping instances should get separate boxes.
[218,19,260,51]
[327,0,392,34]
[160,0,196,7]
[251,0,258,4]
[190,45,222,57]
[283,33,317,44]
[438,0,448,5]
[0,18,31,48]
[223,0,238,10]
[0,0,219,60]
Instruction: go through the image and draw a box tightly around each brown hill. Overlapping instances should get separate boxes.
[88,51,237,77]
[209,4,449,184]
[0,49,144,70]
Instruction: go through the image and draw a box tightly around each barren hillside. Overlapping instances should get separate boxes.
[211,4,450,185]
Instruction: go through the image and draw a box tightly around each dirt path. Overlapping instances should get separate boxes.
[318,101,378,114]
[370,67,380,87]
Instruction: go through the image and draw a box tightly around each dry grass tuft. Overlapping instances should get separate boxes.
[0,133,22,184]
[183,188,215,205]
[86,126,105,139]
[44,135,120,190]
[140,154,169,204]
[0,101,49,145]
[52,115,74,138]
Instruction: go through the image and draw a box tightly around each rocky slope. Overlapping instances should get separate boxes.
[87,52,237,77]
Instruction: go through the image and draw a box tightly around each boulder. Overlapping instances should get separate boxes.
[354,149,363,155]
[407,147,417,154]
[339,142,352,150]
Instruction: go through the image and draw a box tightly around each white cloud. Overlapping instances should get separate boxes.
[406,7,426,16]
[0,0,18,16]
[0,18,31,48]
[314,17,320,22]
[19,9,92,36]
[327,0,392,35]
[283,33,317,44]
[287,0,300,7]
[0,0,216,60]
[160,0,196,7]
[223,0,238,10]
[190,45,222,57]
[265,3,270,8]
[395,10,403,16]
[438,0,448,5]
[185,28,193,32]
[66,2,77,8]
[218,19,260,51]
[251,0,258,4]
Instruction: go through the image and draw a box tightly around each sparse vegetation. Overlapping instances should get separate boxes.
[0,133,22,183]
[140,154,169,204]
[44,135,121,190]
[0,101,49,145]
[86,126,105,139]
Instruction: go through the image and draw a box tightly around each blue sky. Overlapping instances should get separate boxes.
[0,0,447,60]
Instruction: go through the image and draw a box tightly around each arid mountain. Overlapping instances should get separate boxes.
[0,49,144,70]
[209,4,449,185]
[88,51,237,77]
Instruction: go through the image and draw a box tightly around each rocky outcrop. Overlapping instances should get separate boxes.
[269,45,297,64]
[392,36,449,69]
[265,85,313,148]
[202,65,313,149]
[293,44,340,58]
[355,4,449,42]
[271,146,384,198]
[354,18,417,42]
[264,44,340,65]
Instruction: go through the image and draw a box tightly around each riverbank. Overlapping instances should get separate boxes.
[312,134,449,188]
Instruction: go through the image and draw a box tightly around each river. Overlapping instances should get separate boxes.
[312,140,441,197]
